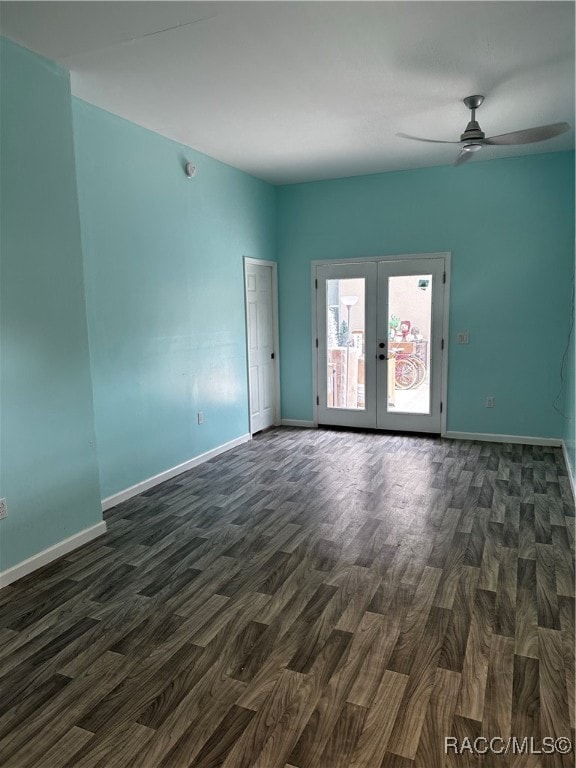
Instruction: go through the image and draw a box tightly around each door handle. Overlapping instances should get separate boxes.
[378,354,387,360]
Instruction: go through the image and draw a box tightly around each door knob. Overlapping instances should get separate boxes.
[378,354,387,360]
[379,342,386,349]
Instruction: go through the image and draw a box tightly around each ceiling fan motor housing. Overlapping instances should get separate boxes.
[460,120,486,142]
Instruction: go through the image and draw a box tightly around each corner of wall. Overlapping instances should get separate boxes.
[0,36,103,578]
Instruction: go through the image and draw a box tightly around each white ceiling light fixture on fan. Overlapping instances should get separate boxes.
[397,95,571,166]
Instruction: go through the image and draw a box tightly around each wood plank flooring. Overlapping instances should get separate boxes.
[1,427,574,767]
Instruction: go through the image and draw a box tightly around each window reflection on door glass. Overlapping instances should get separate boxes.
[326,278,365,410]
[387,275,432,414]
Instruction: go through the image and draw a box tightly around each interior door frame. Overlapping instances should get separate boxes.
[243,256,281,434]
[311,252,451,435]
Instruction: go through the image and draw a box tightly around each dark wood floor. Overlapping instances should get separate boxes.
[0,428,574,767]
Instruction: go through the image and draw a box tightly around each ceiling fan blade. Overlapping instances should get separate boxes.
[484,122,570,145]
[396,132,460,145]
[455,150,475,166]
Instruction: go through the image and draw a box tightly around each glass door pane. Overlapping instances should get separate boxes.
[387,274,432,414]
[316,261,377,429]
[326,278,365,410]
[376,258,445,433]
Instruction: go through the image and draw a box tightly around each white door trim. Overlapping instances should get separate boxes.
[244,257,281,433]
[312,252,450,435]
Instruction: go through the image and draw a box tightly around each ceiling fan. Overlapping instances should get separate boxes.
[397,95,571,166]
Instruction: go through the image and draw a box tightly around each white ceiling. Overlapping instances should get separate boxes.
[1,1,574,184]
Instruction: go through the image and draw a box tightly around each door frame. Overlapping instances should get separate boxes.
[311,252,451,435]
[243,256,281,434]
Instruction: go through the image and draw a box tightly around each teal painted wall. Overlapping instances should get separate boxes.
[0,39,102,571]
[277,152,575,438]
[562,248,575,480]
[72,100,276,499]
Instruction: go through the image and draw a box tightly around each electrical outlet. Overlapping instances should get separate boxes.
[486,396,495,408]
[457,331,469,344]
[0,498,7,520]
[197,411,204,425]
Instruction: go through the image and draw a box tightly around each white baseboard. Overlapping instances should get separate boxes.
[444,431,562,447]
[562,440,576,503]
[281,419,316,428]
[101,433,251,511]
[0,521,107,589]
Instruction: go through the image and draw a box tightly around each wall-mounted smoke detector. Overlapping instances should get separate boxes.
[185,162,197,178]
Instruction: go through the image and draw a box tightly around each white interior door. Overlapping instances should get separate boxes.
[316,256,447,434]
[245,260,279,434]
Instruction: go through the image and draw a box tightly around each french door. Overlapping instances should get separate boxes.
[316,256,447,433]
